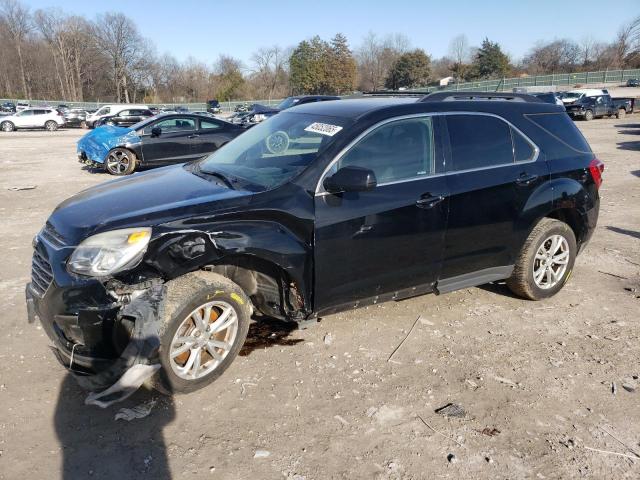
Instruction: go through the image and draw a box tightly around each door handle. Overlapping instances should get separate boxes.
[416,194,445,209]
[188,134,200,139]
[516,173,539,186]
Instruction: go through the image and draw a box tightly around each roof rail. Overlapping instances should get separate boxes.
[362,90,431,97]
[420,91,544,103]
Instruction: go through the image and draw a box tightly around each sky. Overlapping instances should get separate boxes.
[23,0,640,67]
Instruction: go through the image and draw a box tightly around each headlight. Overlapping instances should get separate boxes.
[67,227,151,277]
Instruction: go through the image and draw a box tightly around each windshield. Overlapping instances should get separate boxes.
[564,93,582,99]
[275,97,300,110]
[199,112,350,191]
[94,106,110,116]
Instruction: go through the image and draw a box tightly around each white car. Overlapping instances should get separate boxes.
[0,108,65,132]
[85,104,149,128]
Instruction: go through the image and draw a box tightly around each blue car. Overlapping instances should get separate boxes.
[77,113,244,175]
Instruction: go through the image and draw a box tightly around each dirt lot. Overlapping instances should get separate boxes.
[0,118,638,480]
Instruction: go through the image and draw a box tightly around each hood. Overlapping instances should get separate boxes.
[48,164,253,243]
[77,126,138,163]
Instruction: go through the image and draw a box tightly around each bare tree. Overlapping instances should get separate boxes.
[250,45,289,100]
[0,0,32,98]
[448,34,470,79]
[356,32,410,91]
[523,39,581,73]
[94,12,146,102]
[579,35,596,66]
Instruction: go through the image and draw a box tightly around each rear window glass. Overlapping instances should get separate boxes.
[525,113,591,153]
[446,115,514,171]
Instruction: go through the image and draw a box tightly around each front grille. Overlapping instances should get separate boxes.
[31,246,54,296]
[41,222,67,248]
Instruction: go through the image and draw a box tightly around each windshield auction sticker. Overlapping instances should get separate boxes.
[304,122,343,136]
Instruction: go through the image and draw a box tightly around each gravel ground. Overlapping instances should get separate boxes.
[0,118,638,480]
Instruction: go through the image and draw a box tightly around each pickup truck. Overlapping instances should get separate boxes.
[565,94,628,120]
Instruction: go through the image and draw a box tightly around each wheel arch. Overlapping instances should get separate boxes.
[140,222,312,321]
[519,176,593,253]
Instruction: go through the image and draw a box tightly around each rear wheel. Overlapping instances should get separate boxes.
[154,271,251,393]
[584,109,594,121]
[507,218,577,300]
[1,121,15,132]
[617,109,626,119]
[105,148,136,175]
[45,120,58,131]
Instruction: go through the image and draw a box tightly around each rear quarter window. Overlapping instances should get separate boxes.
[526,113,592,154]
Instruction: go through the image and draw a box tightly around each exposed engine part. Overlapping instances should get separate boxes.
[105,277,163,304]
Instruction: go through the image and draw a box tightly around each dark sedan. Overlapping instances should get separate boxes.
[77,113,245,175]
[95,108,155,128]
[1,102,16,113]
[64,108,88,128]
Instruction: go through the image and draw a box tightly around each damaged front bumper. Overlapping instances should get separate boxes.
[27,233,166,392]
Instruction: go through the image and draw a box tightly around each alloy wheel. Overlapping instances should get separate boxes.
[168,301,239,380]
[106,150,131,174]
[532,234,570,289]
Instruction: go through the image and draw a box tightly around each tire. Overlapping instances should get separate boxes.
[507,218,577,301]
[80,120,87,129]
[1,121,15,132]
[104,148,137,175]
[584,109,594,121]
[153,271,251,394]
[45,120,58,131]
[617,109,626,119]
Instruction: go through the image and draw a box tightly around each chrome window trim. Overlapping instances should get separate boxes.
[315,111,540,196]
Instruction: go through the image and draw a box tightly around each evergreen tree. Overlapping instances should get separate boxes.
[289,36,328,94]
[325,33,356,94]
[384,49,431,89]
[470,38,511,79]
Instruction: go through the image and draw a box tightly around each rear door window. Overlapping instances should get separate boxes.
[200,119,222,130]
[445,115,514,172]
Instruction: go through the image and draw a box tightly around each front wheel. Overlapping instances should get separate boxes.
[584,109,594,121]
[507,218,577,300]
[45,120,58,131]
[1,121,15,132]
[154,271,251,393]
[617,109,626,119]
[105,148,136,175]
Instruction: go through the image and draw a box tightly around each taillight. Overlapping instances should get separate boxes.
[589,158,604,189]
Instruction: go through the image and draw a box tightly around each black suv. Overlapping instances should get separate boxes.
[26,92,602,397]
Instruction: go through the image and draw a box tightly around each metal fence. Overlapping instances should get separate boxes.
[417,68,640,93]
[2,68,639,111]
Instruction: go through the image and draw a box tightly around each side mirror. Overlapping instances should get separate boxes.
[323,166,377,194]
[151,126,162,137]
